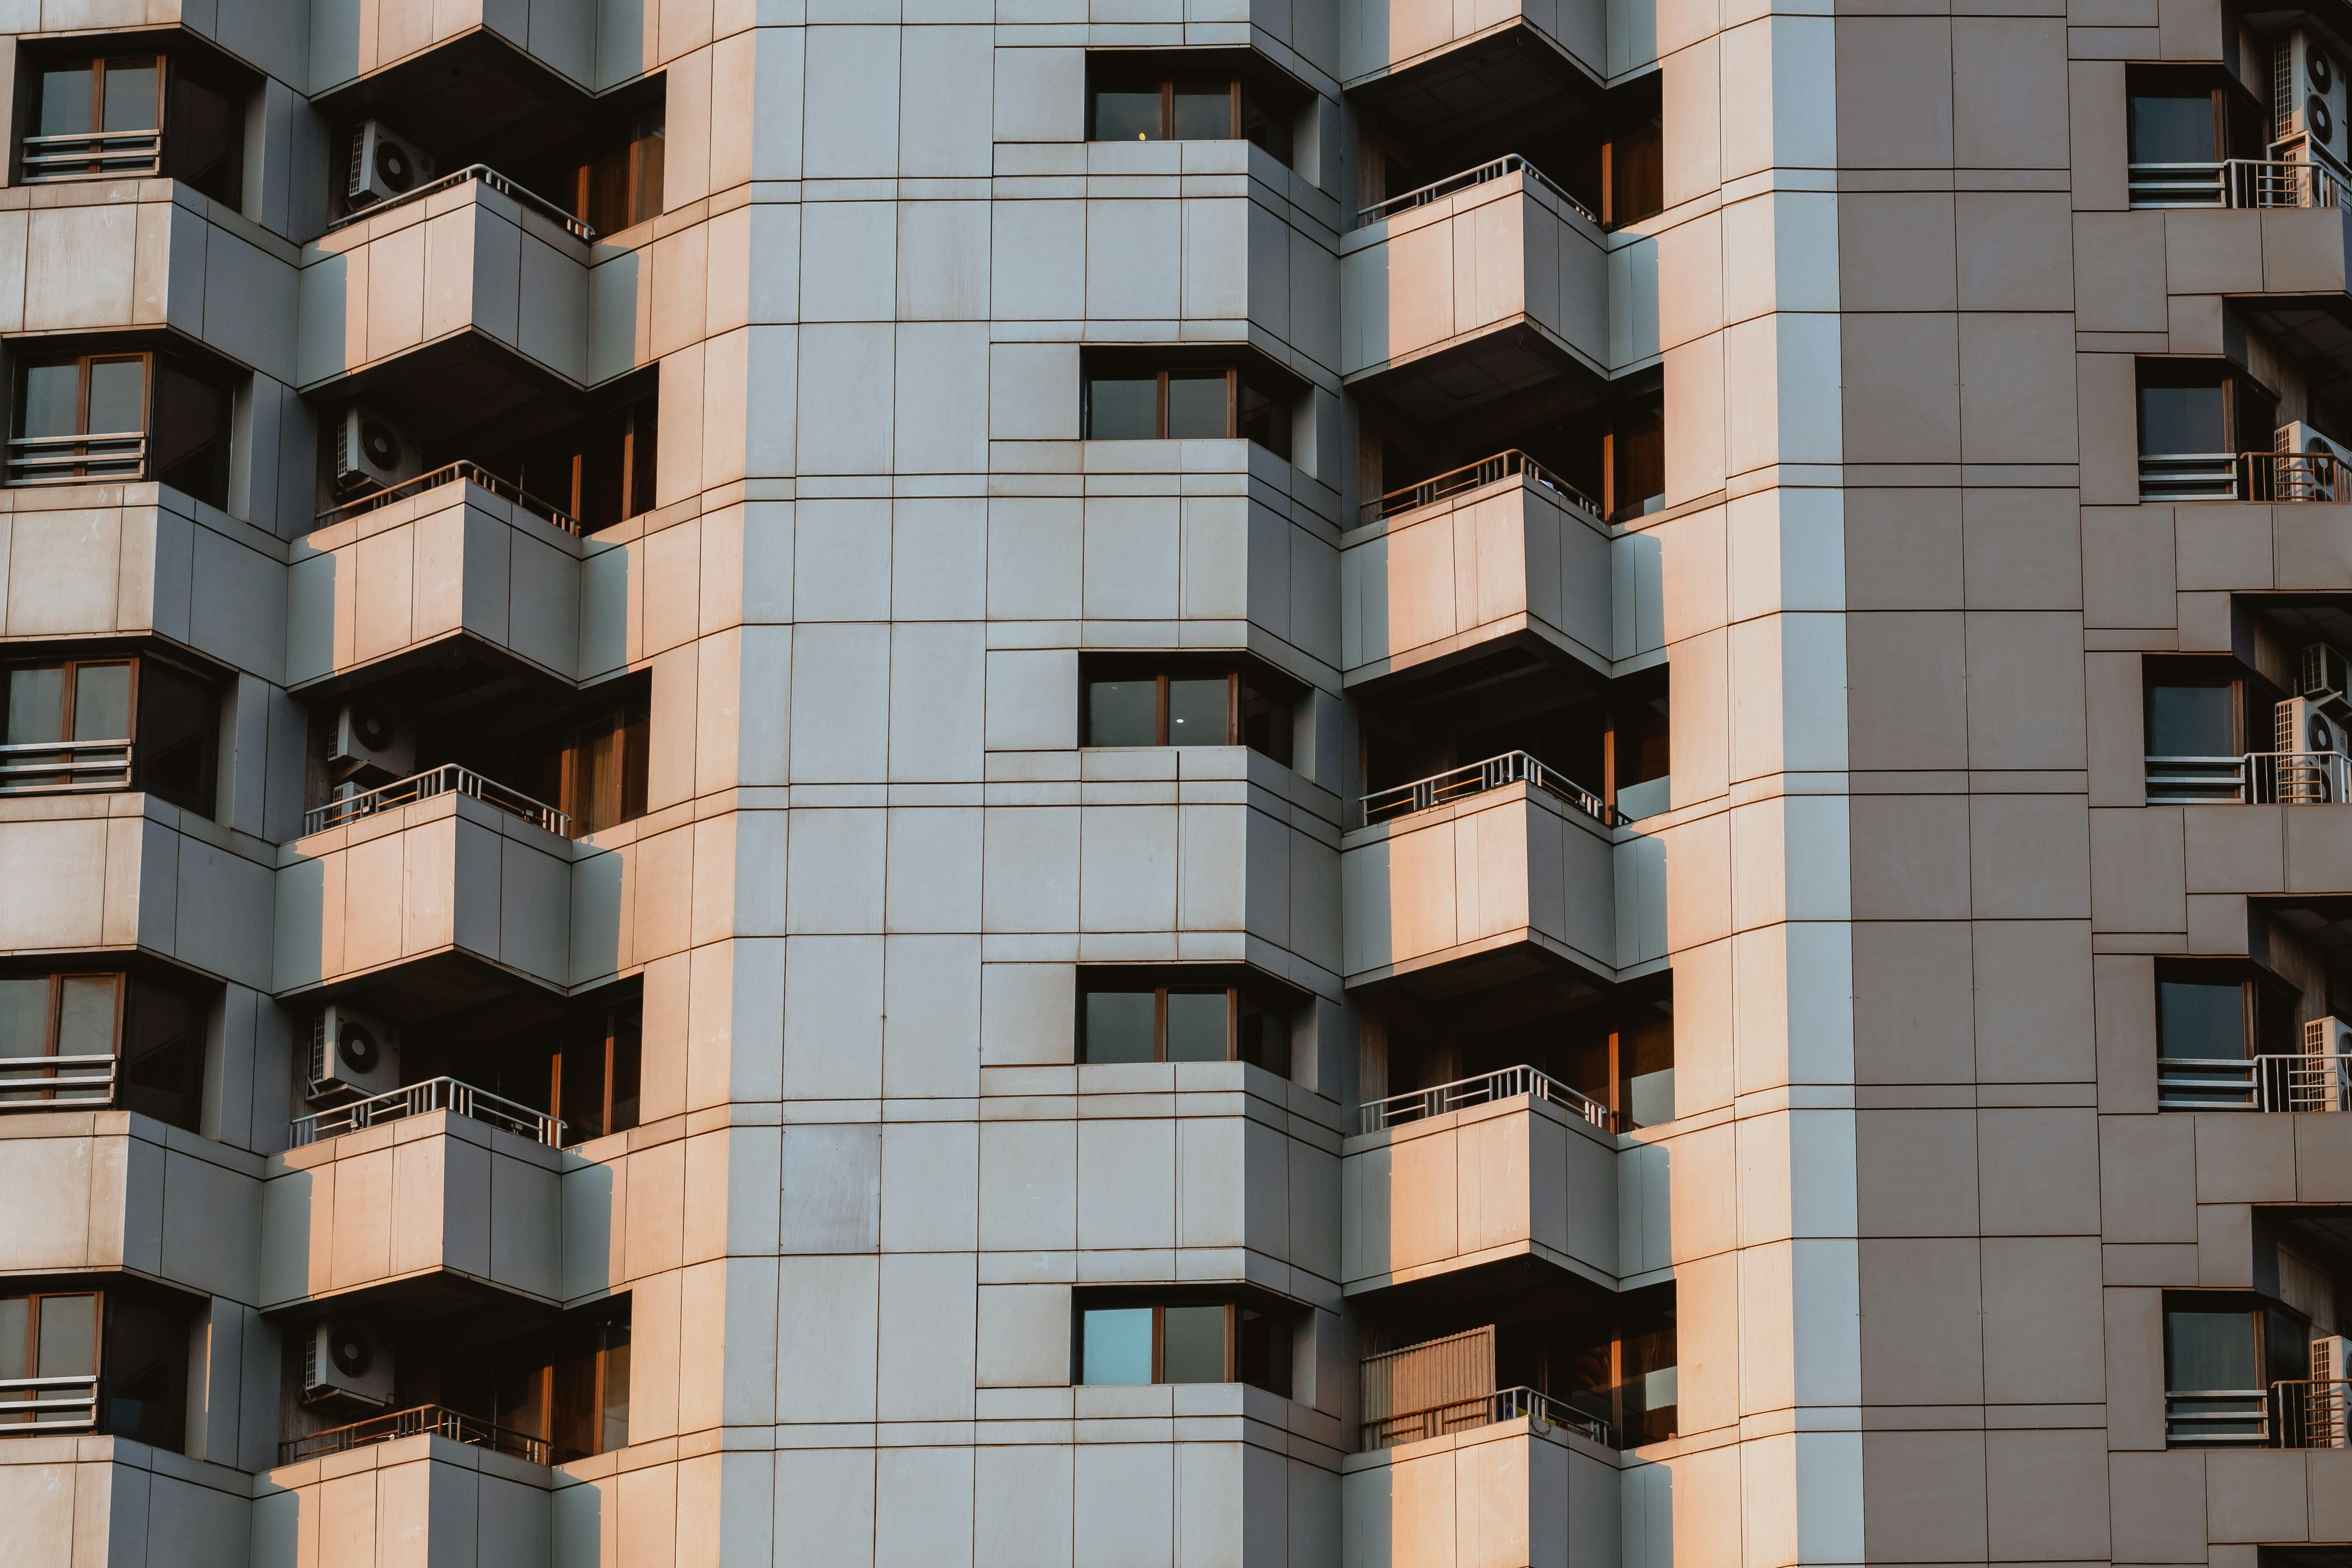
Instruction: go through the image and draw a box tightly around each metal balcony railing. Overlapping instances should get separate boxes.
[291,1075,564,1146]
[1363,1385,1610,1451]
[2144,750,2352,806]
[2273,1379,2352,1448]
[2128,155,2352,210]
[317,459,582,535]
[2139,449,2346,504]
[278,1402,551,1466]
[0,1053,117,1113]
[1358,449,1604,528]
[5,431,145,487]
[1361,1063,1612,1135]
[20,128,162,182]
[2167,1387,2270,1445]
[1359,154,1599,227]
[2156,1052,2352,1112]
[302,763,569,837]
[0,738,132,795]
[332,163,596,241]
[1361,749,1617,828]
[0,1372,99,1430]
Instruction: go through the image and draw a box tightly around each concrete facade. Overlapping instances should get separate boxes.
[0,0,2346,1563]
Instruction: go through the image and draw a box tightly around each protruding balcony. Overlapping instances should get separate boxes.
[0,1110,262,1302]
[2156,1049,2352,1112]
[2143,748,2346,804]
[273,765,573,1001]
[2128,155,2350,211]
[259,1102,564,1314]
[297,165,594,395]
[287,463,586,691]
[256,1424,555,1568]
[2138,447,2347,503]
[1342,1065,1618,1296]
[1341,752,1620,987]
[1341,159,1606,427]
[1342,451,1611,686]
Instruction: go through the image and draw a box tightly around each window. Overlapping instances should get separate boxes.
[479,393,659,529]
[1,653,220,814]
[562,109,665,235]
[1088,64,1293,164]
[433,678,650,838]
[0,970,208,1130]
[1081,663,1296,763]
[2123,66,2263,173]
[2153,959,2299,1108]
[1602,115,1662,228]
[1605,385,1664,521]
[1077,1299,1292,1396]
[1078,971,1292,1075]
[1557,1286,1676,1446]
[23,54,242,203]
[2137,359,2274,458]
[1083,363,1293,457]
[440,1301,630,1462]
[458,995,643,1147]
[8,351,233,505]
[2147,678,2240,759]
[2130,89,2219,163]
[2164,1296,2264,1445]
[1610,675,1670,820]
[0,1290,185,1449]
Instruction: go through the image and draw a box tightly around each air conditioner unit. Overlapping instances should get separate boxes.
[2311,1334,2352,1445]
[333,406,423,493]
[303,1321,394,1407]
[308,1005,400,1100]
[2278,422,2352,502]
[2302,640,2352,714]
[328,695,414,780]
[347,120,436,207]
[2278,32,2351,171]
[2306,1017,2352,1111]
[2277,696,2349,803]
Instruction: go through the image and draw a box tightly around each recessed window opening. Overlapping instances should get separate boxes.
[1,652,220,814]
[1076,1298,1293,1396]
[1083,362,1294,457]
[1087,54,1296,165]
[1078,968,1294,1075]
[1081,659,1298,765]
[8,350,233,505]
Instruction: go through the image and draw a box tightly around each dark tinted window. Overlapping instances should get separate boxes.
[2140,381,2227,454]
[2130,92,2216,163]
[136,657,219,814]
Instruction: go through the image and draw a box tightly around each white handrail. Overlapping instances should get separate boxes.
[1361,1063,1611,1134]
[2144,751,2352,806]
[1359,154,1598,226]
[0,1372,99,1429]
[5,430,145,486]
[303,763,569,837]
[332,163,596,240]
[2157,1052,2352,1112]
[0,1053,117,1111]
[0,738,132,794]
[1361,750,1615,828]
[291,1075,564,1146]
[21,128,162,181]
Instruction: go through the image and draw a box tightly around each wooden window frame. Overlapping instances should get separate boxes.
[1091,77,1242,141]
[1091,671,1241,747]
[547,999,642,1146]
[0,1288,102,1426]
[29,56,164,180]
[15,351,152,446]
[1,972,125,1106]
[1078,983,1243,1064]
[3,655,140,745]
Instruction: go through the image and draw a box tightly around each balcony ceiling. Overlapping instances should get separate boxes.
[313,31,598,171]
[333,332,589,455]
[1353,29,1606,147]
[2242,297,2352,412]
[1351,324,1604,427]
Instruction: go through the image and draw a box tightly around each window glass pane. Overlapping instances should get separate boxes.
[1236,374,1290,458]
[1171,83,1233,139]
[2129,93,2216,163]
[164,73,240,205]
[2147,683,2235,757]
[71,663,131,741]
[1086,680,1159,746]
[1161,1305,1225,1382]
[37,1295,96,1376]
[601,1322,631,1453]
[2166,1308,2258,1389]
[550,1331,599,1462]
[0,1298,25,1378]
[572,714,622,833]
[1234,1307,1289,1395]
[5,665,66,744]
[1625,1010,1675,1127]
[1094,90,1162,141]
[497,1358,549,1442]
[39,66,93,137]
[135,659,215,814]
[1081,1307,1153,1384]
[1613,398,1666,518]
[0,979,49,1058]
[150,362,232,509]
[104,1297,182,1448]
[1087,376,1160,440]
[609,1005,642,1133]
[19,364,81,441]
[121,976,199,1132]
[102,60,158,133]
[2139,382,2227,454]
[1166,678,1227,745]
[1164,371,1228,439]
[1083,991,1156,1064]
[1239,680,1292,765]
[561,1023,610,1143]
[631,117,666,226]
[2159,978,2246,1056]
[55,977,116,1057]
[1165,991,1228,1062]
[1236,993,1289,1077]
[1609,120,1664,225]
[85,359,145,436]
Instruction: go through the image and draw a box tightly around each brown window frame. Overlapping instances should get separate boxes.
[0,972,125,1105]
[1074,1298,1293,1396]
[1079,662,1298,765]
[23,55,163,181]
[11,352,150,483]
[3,651,221,811]
[564,108,666,237]
[555,688,651,838]
[0,1288,101,1430]
[549,997,643,1146]
[1075,972,1292,1074]
[1081,362,1295,457]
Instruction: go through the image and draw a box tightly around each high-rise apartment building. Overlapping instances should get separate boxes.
[5,0,2352,1563]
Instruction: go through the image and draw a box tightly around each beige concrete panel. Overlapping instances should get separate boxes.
[2297,1114,2352,1201]
[1959,313,2078,463]
[1849,795,1970,920]
[22,204,138,329]
[0,817,112,951]
[2099,1114,2197,1243]
[1963,488,2080,610]
[1861,1431,1987,1561]
[2164,210,2264,294]
[2072,212,2167,332]
[1852,921,1976,1084]
[1858,1109,1980,1236]
[1663,808,1731,954]
[2083,506,2176,627]
[2193,1112,2296,1203]
[2078,357,2147,507]
[1840,312,1961,464]
[2200,1201,2254,1286]
[2176,505,2273,591]
[1986,1429,2109,1560]
[2282,807,2352,892]
[1836,18,1956,167]
[1858,1238,1984,1403]
[1837,193,1956,312]
[1675,1247,1740,1434]
[2206,1451,2308,1542]
[2109,1451,2208,1563]
[327,1145,395,1292]
[1967,613,2088,768]
[1969,795,2091,920]
[1846,488,1963,611]
[1953,18,2071,167]
[2086,651,2147,808]
[1669,624,1728,811]
[2310,1450,2352,1541]
[2277,505,2352,589]
[1847,611,1967,769]
[1982,1236,2105,1404]
[1974,920,2096,1083]
[1979,1108,2100,1233]
[1959,194,2076,310]
[3,509,124,637]
[2091,806,2187,932]
[2182,805,2282,893]
[2262,208,2349,293]
[2072,60,2132,210]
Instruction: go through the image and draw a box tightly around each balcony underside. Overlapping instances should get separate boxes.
[1348,24,1605,141]
[1349,322,1604,432]
[2243,293,2352,410]
[310,27,597,168]
[305,330,588,455]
